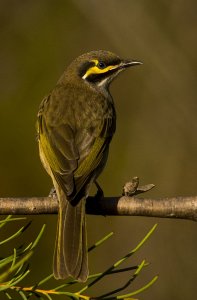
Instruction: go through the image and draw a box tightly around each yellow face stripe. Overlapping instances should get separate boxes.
[82,59,119,79]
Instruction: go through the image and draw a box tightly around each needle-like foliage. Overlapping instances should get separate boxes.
[0,216,158,299]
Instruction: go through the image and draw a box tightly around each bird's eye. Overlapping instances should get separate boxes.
[97,61,106,69]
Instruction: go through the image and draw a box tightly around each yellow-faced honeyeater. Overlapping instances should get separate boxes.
[37,50,141,281]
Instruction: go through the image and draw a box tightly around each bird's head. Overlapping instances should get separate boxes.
[65,50,142,90]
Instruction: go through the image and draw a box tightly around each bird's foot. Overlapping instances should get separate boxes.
[49,187,57,198]
[122,176,155,196]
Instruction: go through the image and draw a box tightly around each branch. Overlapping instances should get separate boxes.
[0,195,196,221]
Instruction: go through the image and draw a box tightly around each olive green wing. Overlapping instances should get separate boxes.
[38,114,79,197]
[73,118,115,199]
[38,115,114,202]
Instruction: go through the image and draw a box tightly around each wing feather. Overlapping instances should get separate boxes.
[38,102,114,202]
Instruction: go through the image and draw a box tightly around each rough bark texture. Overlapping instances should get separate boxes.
[0,195,196,222]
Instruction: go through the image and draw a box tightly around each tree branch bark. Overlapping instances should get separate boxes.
[0,195,196,222]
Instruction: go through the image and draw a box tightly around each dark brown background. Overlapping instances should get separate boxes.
[0,1,197,299]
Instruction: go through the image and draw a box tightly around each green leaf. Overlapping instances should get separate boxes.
[0,216,26,227]
[0,216,12,228]
[30,224,46,250]
[8,269,30,288]
[78,224,157,294]
[36,273,54,287]
[0,251,33,283]
[41,292,53,300]
[4,292,12,299]
[19,290,28,300]
[0,222,31,245]
[88,232,113,252]
[116,275,159,299]
[10,249,17,270]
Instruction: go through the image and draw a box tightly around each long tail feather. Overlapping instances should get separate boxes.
[53,189,88,281]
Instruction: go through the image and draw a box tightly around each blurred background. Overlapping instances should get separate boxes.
[0,0,197,299]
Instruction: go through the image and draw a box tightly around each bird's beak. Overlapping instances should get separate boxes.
[119,60,143,69]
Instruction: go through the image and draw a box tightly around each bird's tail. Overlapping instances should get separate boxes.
[53,189,88,282]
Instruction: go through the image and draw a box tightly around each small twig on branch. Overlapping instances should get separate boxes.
[0,195,196,222]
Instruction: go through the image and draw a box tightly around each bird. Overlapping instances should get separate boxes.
[37,50,142,282]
